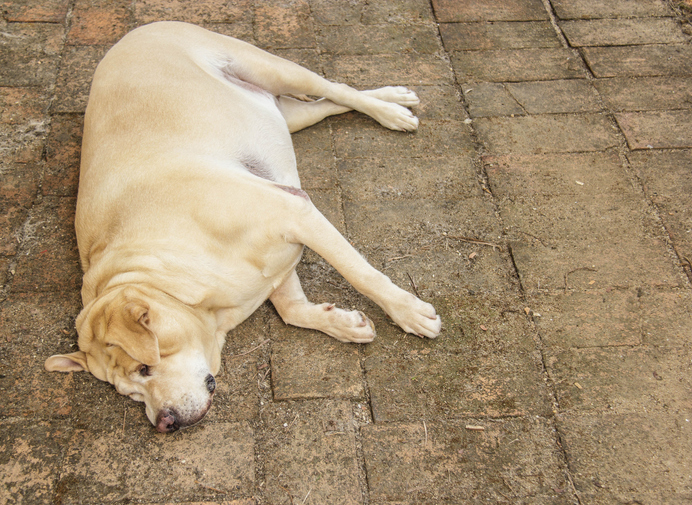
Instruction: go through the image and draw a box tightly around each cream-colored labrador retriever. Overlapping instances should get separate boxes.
[45,21,441,432]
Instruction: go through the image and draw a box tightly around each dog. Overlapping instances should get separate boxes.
[45,21,441,432]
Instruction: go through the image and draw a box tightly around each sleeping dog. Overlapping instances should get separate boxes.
[45,22,441,432]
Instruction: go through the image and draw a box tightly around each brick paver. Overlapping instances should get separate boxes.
[1,1,691,504]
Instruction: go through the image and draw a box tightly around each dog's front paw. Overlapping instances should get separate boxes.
[383,291,441,339]
[319,304,377,344]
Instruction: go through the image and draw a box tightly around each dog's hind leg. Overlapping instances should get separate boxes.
[186,25,420,131]
[270,270,376,343]
[278,87,421,133]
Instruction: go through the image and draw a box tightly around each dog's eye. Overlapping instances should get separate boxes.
[137,364,151,377]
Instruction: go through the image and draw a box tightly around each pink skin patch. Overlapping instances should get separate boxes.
[274,184,310,201]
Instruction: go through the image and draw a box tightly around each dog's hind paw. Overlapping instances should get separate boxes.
[375,102,419,132]
[365,86,420,108]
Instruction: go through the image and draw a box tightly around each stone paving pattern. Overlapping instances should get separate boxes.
[1,0,691,504]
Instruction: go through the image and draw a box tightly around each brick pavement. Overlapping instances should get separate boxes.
[1,0,691,503]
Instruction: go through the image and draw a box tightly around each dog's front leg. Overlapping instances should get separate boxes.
[285,201,441,339]
[270,270,376,343]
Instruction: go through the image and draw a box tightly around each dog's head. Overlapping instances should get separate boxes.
[45,285,221,432]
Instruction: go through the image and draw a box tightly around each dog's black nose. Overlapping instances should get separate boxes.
[205,374,216,394]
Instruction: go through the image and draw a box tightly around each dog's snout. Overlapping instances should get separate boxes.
[156,409,179,433]
[205,374,216,394]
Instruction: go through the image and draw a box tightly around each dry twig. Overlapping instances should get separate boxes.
[232,338,270,357]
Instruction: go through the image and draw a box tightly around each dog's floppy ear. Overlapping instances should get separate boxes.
[105,301,161,366]
[45,351,89,372]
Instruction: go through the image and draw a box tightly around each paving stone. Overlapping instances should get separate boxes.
[594,76,692,111]
[145,501,254,505]
[360,0,435,24]
[0,257,9,289]
[11,197,82,293]
[67,371,131,431]
[440,21,561,50]
[0,161,41,256]
[322,53,454,87]
[551,0,674,19]
[0,420,69,504]
[382,246,516,297]
[474,114,618,155]
[616,110,692,149]
[67,0,131,45]
[57,422,255,503]
[509,237,682,292]
[43,113,82,197]
[485,153,684,290]
[486,152,631,200]
[270,316,364,400]
[462,82,525,118]
[583,44,692,78]
[505,80,602,114]
[317,23,441,54]
[311,0,435,26]
[0,120,47,167]
[363,293,537,357]
[557,412,692,503]
[640,288,692,347]
[431,0,549,22]
[1,0,69,22]
[628,150,692,270]
[254,0,315,49]
[292,121,337,190]
[546,346,692,414]
[0,22,64,87]
[451,48,586,83]
[261,400,363,505]
[338,156,482,201]
[362,418,569,503]
[1,291,125,432]
[560,18,688,46]
[0,291,81,418]
[134,0,252,24]
[342,197,501,266]
[333,118,473,158]
[366,348,551,421]
[410,85,468,121]
[52,45,109,114]
[531,290,641,349]
[309,0,364,25]
[0,87,50,124]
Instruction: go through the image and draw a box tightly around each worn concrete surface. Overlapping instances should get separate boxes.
[1,0,691,504]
